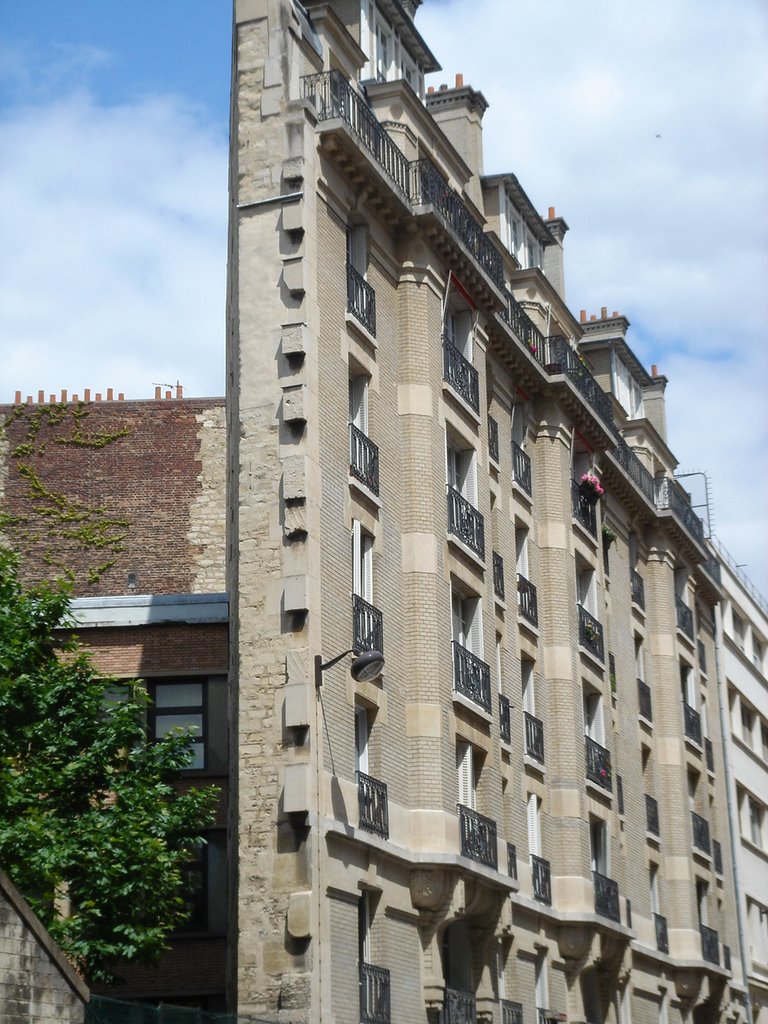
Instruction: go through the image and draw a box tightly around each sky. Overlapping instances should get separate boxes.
[1,0,767,596]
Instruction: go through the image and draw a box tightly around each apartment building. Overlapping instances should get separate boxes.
[716,543,768,1024]
[227,1,745,1022]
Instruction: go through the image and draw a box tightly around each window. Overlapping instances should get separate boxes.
[749,798,763,848]
[733,611,746,651]
[358,891,372,967]
[687,769,698,811]
[452,588,483,657]
[741,702,755,748]
[446,435,477,505]
[696,878,709,926]
[495,634,503,693]
[177,829,227,934]
[352,520,374,603]
[515,524,529,578]
[583,689,605,745]
[680,662,696,708]
[576,563,597,616]
[355,704,370,776]
[590,817,609,875]
[649,864,660,915]
[613,356,644,419]
[527,792,541,856]
[346,224,367,277]
[374,18,391,80]
[511,400,527,449]
[522,659,535,715]
[761,721,768,761]
[456,740,477,810]
[754,635,765,671]
[148,679,212,772]
[634,635,645,681]
[535,950,548,1019]
[444,307,473,360]
[349,374,369,434]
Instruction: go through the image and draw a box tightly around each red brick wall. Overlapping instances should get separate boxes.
[76,622,228,678]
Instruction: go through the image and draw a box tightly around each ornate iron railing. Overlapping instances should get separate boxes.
[683,702,702,745]
[500,289,545,362]
[655,476,706,548]
[638,679,653,721]
[512,441,532,496]
[360,962,391,1024]
[692,811,711,856]
[444,987,477,1024]
[655,913,669,954]
[357,771,389,839]
[493,552,505,601]
[524,711,544,763]
[700,924,720,966]
[610,438,654,503]
[501,1000,523,1024]
[578,604,604,661]
[350,423,379,494]
[452,640,492,714]
[585,736,612,791]
[701,555,722,586]
[411,159,504,287]
[347,261,377,336]
[705,737,714,772]
[646,794,660,836]
[353,593,384,655]
[443,336,480,412]
[488,415,499,463]
[571,479,597,536]
[630,568,645,609]
[593,871,620,923]
[517,574,538,627]
[531,854,552,904]
[713,839,723,875]
[507,842,518,880]
[499,694,511,744]
[458,804,497,869]
[542,335,616,430]
[303,70,410,199]
[447,486,485,559]
[676,596,694,639]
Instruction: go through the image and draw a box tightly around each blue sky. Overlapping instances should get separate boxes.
[1,0,767,595]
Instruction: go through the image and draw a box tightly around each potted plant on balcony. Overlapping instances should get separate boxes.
[579,471,605,506]
[601,522,617,546]
[584,620,597,643]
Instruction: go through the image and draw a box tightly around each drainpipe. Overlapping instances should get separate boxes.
[713,602,753,1024]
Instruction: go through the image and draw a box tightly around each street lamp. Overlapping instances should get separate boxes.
[314,648,384,688]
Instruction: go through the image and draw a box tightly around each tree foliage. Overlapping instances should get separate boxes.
[0,547,218,984]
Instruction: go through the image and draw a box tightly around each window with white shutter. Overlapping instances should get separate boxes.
[456,741,475,809]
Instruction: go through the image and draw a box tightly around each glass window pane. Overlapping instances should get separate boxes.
[155,713,203,738]
[155,683,203,708]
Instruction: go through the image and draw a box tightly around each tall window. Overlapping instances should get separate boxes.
[352,520,374,603]
[444,307,473,361]
[149,679,207,771]
[614,356,644,419]
[534,950,549,1019]
[349,374,369,435]
[527,793,541,857]
[355,704,370,777]
[634,635,645,680]
[522,659,535,716]
[452,588,483,658]
[649,864,660,915]
[346,224,367,277]
[515,524,529,578]
[583,689,605,745]
[696,878,709,926]
[457,740,477,810]
[680,662,696,708]
[749,797,764,848]
[590,817,609,875]
[446,436,477,505]
[741,702,755,748]
[576,562,597,616]
[358,891,372,967]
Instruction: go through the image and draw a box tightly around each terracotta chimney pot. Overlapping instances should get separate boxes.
[579,309,587,323]
[455,73,464,88]
[600,306,607,319]
[548,206,556,219]
[106,388,114,401]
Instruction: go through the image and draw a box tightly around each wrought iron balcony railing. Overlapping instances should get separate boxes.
[517,574,538,626]
[593,870,620,923]
[357,771,389,839]
[713,839,723,875]
[507,843,518,880]
[655,476,706,549]
[499,694,511,744]
[501,1000,523,1024]
[500,289,545,363]
[700,924,720,966]
[350,423,380,494]
[347,261,377,336]
[493,552,505,601]
[638,679,653,722]
[610,438,654,503]
[630,568,645,609]
[585,736,612,791]
[411,159,504,288]
[571,479,597,536]
[453,641,492,714]
[655,913,669,954]
[512,441,532,496]
[443,336,480,412]
[705,737,714,773]
[444,987,477,1024]
[458,804,497,870]
[488,415,499,463]
[676,596,694,640]
[692,811,711,856]
[531,854,552,904]
[683,702,702,745]
[447,486,485,559]
[524,711,544,763]
[542,335,616,431]
[646,794,660,836]
[701,555,722,586]
[360,962,391,1024]
[303,70,410,199]
[578,604,604,661]
[353,593,384,655]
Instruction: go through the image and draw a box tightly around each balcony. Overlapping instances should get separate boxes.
[347,262,377,336]
[713,839,723,875]
[654,913,669,954]
[443,336,480,413]
[646,794,660,837]
[501,1000,523,1024]
[458,804,498,870]
[512,441,532,496]
[585,736,612,792]
[453,641,492,714]
[705,737,714,772]
[593,870,620,923]
[493,552,505,601]
[411,159,504,289]
[609,438,655,505]
[353,594,384,655]
[350,423,380,495]
[517,574,538,627]
[683,702,702,745]
[500,289,545,362]
[444,987,477,1024]
[692,812,711,856]
[531,854,552,905]
[360,962,390,1024]
[630,569,645,609]
[577,605,604,661]
[700,924,720,966]
[701,555,722,586]
[488,415,499,463]
[507,843,518,880]
[524,712,545,763]
[676,596,694,640]
[357,771,389,840]
[499,694,511,744]
[638,679,653,722]
[542,335,616,432]
[303,70,410,200]
[447,486,485,559]
[571,479,597,537]
[655,476,706,550]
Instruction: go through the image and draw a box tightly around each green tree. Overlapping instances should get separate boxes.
[0,547,218,984]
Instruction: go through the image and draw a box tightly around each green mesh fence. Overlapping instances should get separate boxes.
[86,995,279,1024]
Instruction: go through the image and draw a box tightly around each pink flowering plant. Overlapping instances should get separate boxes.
[579,472,605,498]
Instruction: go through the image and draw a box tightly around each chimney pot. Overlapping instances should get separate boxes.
[14,391,21,405]
[176,384,184,399]
[95,393,102,401]
[455,73,464,88]
[106,388,114,401]
[49,394,55,403]
[548,206,556,219]
[612,310,619,318]
[600,306,607,319]
[73,394,79,402]
[651,364,658,378]
[26,395,33,404]
[579,309,587,323]
[154,386,161,400]
[427,86,435,95]
[590,315,597,322]
[61,390,67,403]
[84,388,91,402]
[118,392,125,401]
[165,390,172,400]
[38,390,44,404]
[439,83,447,91]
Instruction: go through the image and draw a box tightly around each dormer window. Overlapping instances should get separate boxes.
[360,1,425,96]
[613,355,644,419]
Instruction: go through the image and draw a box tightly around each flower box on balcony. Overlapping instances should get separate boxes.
[579,472,605,505]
